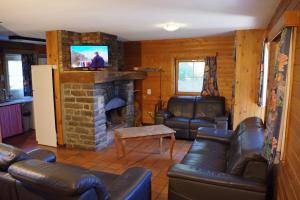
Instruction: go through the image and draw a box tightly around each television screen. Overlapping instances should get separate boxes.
[70,45,109,68]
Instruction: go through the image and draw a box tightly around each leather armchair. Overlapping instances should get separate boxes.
[167,117,269,200]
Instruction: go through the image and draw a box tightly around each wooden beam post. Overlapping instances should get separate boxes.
[46,31,64,145]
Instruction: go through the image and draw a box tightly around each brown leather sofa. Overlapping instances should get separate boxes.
[0,143,152,200]
[168,117,269,200]
[155,96,229,140]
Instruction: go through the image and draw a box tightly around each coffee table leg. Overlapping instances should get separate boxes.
[170,134,176,160]
[120,139,126,157]
[160,137,163,153]
[114,131,121,157]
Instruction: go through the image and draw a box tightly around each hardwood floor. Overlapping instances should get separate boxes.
[3,131,192,200]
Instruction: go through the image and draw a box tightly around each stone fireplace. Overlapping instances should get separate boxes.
[61,71,145,150]
[45,30,146,149]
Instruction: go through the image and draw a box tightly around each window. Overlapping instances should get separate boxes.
[176,59,205,94]
[257,42,270,107]
[261,43,269,107]
[5,54,24,98]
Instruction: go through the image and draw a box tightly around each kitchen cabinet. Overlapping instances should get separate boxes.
[0,104,23,138]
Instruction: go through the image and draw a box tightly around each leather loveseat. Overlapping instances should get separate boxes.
[168,117,269,200]
[155,96,228,140]
[0,143,152,200]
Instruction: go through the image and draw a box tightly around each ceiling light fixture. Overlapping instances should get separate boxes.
[159,22,185,32]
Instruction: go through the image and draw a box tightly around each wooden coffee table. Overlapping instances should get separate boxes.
[114,125,176,159]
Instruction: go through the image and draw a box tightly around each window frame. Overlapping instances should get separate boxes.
[175,59,205,96]
[4,53,24,99]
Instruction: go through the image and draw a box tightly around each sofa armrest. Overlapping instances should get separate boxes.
[168,164,266,193]
[215,116,229,121]
[155,110,173,124]
[197,127,234,144]
[109,167,152,200]
[215,112,229,129]
[27,148,56,162]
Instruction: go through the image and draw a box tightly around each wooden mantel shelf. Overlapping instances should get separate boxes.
[60,70,147,84]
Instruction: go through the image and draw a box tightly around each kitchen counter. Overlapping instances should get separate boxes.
[0,96,33,107]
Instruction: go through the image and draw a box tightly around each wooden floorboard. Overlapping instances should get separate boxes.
[3,131,192,200]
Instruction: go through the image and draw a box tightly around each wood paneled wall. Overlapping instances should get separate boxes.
[232,30,266,129]
[275,5,300,199]
[124,36,235,124]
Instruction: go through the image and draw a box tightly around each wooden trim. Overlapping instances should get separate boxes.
[268,11,300,41]
[175,92,201,96]
[60,70,147,84]
[46,31,64,145]
[175,59,205,95]
[267,0,300,31]
[280,27,297,162]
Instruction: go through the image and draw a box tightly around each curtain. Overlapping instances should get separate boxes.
[263,27,293,164]
[201,56,220,96]
[22,54,36,96]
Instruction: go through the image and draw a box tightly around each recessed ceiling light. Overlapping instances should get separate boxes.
[158,22,185,32]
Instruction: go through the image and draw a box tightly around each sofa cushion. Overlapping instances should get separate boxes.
[0,143,30,172]
[190,119,216,130]
[226,128,267,176]
[165,117,190,129]
[189,139,228,156]
[167,96,195,118]
[194,96,225,119]
[181,153,226,172]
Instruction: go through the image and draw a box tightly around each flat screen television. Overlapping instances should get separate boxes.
[70,45,109,68]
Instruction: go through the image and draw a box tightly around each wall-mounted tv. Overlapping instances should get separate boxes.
[70,45,109,68]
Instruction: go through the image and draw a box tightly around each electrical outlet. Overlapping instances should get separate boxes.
[147,89,152,95]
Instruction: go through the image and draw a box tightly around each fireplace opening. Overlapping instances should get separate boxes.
[105,97,127,128]
[106,107,126,127]
[105,98,127,145]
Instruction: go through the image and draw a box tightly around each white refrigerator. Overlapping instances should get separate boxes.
[31,65,57,147]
